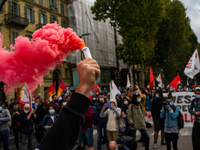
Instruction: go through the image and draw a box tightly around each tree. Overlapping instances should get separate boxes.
[149,0,198,84]
[91,0,164,87]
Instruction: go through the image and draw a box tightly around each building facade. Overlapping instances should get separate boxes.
[0,0,71,102]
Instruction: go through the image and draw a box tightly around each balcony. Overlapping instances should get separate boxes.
[5,13,29,28]
[36,24,45,29]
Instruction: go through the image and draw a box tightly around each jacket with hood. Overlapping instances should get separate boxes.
[94,98,108,125]
[151,89,165,119]
[116,94,123,108]
[100,99,121,131]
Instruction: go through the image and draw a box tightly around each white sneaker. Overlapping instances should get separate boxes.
[153,143,157,149]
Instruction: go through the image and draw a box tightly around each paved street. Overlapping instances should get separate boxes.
[8,127,192,150]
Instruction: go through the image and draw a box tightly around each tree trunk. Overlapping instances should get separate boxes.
[129,66,133,86]
[141,62,145,88]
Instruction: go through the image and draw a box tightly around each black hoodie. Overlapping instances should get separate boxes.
[151,89,165,119]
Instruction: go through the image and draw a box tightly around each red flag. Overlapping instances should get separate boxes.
[47,81,56,96]
[169,75,181,89]
[148,66,155,92]
[95,81,100,95]
[89,84,98,100]
[58,78,66,96]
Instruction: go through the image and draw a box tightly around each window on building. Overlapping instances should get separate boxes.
[50,16,58,23]
[61,20,67,28]
[39,0,43,6]
[49,0,57,11]
[0,0,3,13]
[12,31,19,44]
[60,3,64,15]
[9,1,20,16]
[39,12,47,25]
[25,6,35,23]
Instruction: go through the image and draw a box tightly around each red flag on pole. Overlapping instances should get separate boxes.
[95,81,100,95]
[148,66,155,92]
[89,84,98,100]
[58,78,66,96]
[47,81,56,97]
[169,75,181,89]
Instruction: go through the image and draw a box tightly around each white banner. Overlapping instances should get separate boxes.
[157,73,162,88]
[126,74,131,88]
[145,111,153,124]
[184,49,200,79]
[163,92,195,127]
[21,83,30,104]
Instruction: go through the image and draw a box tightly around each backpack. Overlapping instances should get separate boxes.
[92,106,97,119]
[173,106,184,130]
[116,136,137,150]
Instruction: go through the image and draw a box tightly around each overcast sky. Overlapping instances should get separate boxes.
[86,0,200,42]
[180,0,200,42]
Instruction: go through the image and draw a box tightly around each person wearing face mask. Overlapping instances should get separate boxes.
[10,101,22,150]
[35,98,48,143]
[116,94,123,108]
[8,98,14,111]
[175,84,186,92]
[94,92,109,150]
[128,94,149,150]
[0,103,11,150]
[41,104,59,135]
[19,103,37,150]
[169,86,175,93]
[56,99,67,114]
[188,87,193,92]
[189,86,200,150]
[151,89,166,149]
[49,95,59,110]
[160,93,180,150]
[100,98,121,142]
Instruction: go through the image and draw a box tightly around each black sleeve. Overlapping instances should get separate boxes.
[151,99,155,118]
[37,93,91,150]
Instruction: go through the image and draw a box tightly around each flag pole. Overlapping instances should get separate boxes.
[30,90,32,109]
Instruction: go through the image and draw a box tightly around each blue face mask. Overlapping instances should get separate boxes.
[189,89,192,92]
[162,86,165,88]
[49,109,55,114]
[155,94,159,98]
[137,98,141,103]
[196,95,200,99]
[135,91,139,94]
[0,107,2,111]
[153,87,155,90]
[170,89,174,92]
[169,102,174,107]
[178,86,182,89]
[14,106,18,109]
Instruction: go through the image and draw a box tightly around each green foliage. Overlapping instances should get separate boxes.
[91,0,164,65]
[150,0,198,82]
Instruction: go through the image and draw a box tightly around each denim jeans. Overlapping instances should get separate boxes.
[97,123,109,150]
[130,129,149,150]
[81,127,94,147]
[0,129,9,150]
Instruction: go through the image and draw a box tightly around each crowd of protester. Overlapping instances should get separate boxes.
[0,82,199,150]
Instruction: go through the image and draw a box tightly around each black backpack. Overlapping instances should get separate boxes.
[173,106,184,129]
[116,136,137,150]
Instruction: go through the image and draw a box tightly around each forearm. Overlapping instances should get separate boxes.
[37,93,91,150]
[100,109,107,118]
[113,107,121,117]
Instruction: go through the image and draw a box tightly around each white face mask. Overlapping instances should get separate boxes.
[124,101,128,105]
[24,110,30,114]
[63,102,67,106]
[93,98,96,100]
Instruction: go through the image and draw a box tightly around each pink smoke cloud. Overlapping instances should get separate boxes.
[0,22,85,94]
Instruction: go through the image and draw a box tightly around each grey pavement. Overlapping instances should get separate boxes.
[8,127,192,150]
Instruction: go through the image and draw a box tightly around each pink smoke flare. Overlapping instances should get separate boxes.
[0,22,85,94]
